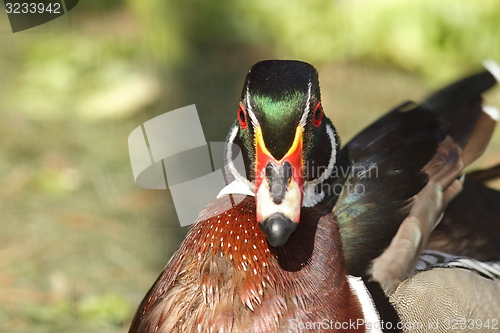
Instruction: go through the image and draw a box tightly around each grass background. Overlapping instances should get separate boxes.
[0,0,499,332]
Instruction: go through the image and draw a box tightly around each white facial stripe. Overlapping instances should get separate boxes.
[226,125,255,191]
[308,123,336,186]
[246,85,260,128]
[302,123,337,207]
[299,81,313,128]
[256,177,301,222]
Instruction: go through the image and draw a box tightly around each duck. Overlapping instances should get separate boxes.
[128,60,499,333]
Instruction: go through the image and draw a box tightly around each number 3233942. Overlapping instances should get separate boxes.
[5,3,62,14]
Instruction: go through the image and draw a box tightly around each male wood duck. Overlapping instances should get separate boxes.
[129,60,499,333]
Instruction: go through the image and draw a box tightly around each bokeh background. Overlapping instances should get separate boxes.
[1,0,499,332]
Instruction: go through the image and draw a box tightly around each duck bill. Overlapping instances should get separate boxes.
[255,126,304,247]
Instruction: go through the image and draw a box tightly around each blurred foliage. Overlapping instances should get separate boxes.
[114,0,500,81]
[84,0,126,12]
[239,0,500,82]
[78,293,131,325]
[22,293,130,330]
[0,0,499,332]
[5,0,500,125]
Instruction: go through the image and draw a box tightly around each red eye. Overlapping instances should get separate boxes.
[312,102,323,127]
[238,102,248,129]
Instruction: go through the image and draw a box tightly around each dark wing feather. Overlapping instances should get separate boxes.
[330,103,439,277]
[427,171,500,261]
[466,163,500,183]
[330,69,498,277]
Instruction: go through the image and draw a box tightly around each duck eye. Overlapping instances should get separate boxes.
[312,102,323,127]
[238,102,248,129]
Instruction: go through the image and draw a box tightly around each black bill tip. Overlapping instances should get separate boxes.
[259,213,299,248]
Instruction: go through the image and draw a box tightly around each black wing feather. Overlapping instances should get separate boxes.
[330,69,497,277]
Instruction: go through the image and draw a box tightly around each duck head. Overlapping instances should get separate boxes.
[224,60,340,248]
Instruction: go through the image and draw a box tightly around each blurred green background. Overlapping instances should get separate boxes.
[0,0,499,332]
